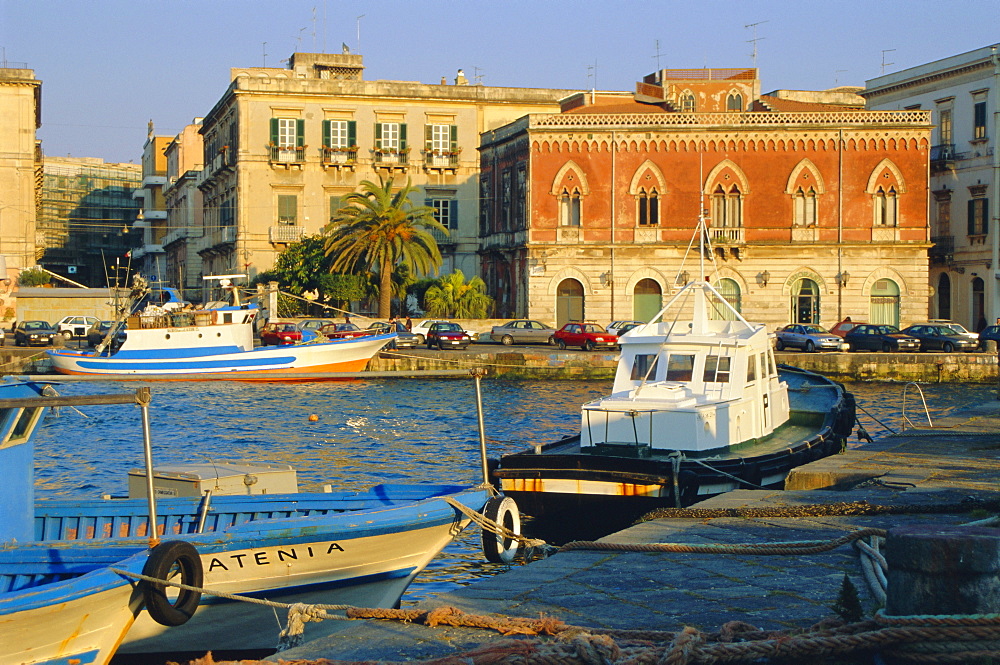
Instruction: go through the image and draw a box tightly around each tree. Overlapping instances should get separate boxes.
[423,270,494,318]
[323,178,445,318]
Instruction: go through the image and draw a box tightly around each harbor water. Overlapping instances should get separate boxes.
[29,377,992,605]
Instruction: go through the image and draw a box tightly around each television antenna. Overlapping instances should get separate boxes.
[652,39,664,71]
[881,49,896,75]
[356,15,365,54]
[745,20,768,68]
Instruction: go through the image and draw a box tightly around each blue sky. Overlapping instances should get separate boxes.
[2,0,997,164]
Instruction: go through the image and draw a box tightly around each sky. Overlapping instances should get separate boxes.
[1,0,998,165]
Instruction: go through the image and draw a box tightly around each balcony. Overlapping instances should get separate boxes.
[161,227,191,247]
[930,143,956,172]
[268,146,306,167]
[429,227,454,246]
[423,152,460,172]
[709,226,744,244]
[321,147,358,169]
[269,225,305,243]
[372,149,409,171]
[929,235,954,264]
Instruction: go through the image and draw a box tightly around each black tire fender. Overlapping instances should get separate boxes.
[141,540,203,626]
[481,496,521,564]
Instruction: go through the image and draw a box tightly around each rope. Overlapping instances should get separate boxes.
[442,496,554,556]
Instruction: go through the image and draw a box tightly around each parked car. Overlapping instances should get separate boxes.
[0,327,4,346]
[490,319,556,346]
[410,319,450,345]
[13,320,58,347]
[425,321,472,350]
[297,318,334,334]
[616,322,643,336]
[367,321,418,349]
[828,318,860,338]
[607,320,643,334]
[774,324,844,352]
[318,322,371,340]
[927,319,980,344]
[843,324,920,352]
[979,325,1000,351]
[258,321,303,346]
[55,315,100,339]
[86,320,127,348]
[553,322,618,351]
[900,324,979,353]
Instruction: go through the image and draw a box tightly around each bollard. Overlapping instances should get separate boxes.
[884,525,1000,615]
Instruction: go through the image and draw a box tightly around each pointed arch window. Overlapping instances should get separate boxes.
[637,188,659,226]
[559,188,582,227]
[711,184,742,228]
[726,93,743,111]
[874,185,898,227]
[680,93,696,113]
[793,186,818,226]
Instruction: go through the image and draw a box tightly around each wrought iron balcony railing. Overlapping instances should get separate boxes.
[268,146,306,164]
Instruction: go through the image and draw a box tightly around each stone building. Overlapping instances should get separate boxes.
[863,44,1000,332]
[130,127,171,282]
[186,52,579,287]
[162,120,205,301]
[478,67,932,331]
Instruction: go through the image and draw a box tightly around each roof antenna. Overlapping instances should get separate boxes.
[745,20,768,68]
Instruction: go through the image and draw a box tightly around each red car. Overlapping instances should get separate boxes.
[553,322,618,351]
[317,322,372,340]
[426,322,472,350]
[259,322,302,346]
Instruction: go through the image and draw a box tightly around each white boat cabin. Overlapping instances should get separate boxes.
[581,280,790,456]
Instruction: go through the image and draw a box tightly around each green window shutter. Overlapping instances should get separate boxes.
[984,198,990,236]
[270,118,279,145]
[375,123,382,149]
[322,120,331,148]
[969,199,976,235]
[449,199,458,229]
[296,119,305,147]
[425,124,433,151]
[450,125,458,151]
[400,123,407,151]
[329,196,341,221]
[347,121,356,147]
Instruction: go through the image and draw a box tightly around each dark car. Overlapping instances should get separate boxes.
[426,322,472,350]
[843,324,921,352]
[552,322,618,351]
[900,324,979,353]
[13,320,57,347]
[979,325,1000,351]
[259,321,303,346]
[86,320,127,348]
[367,321,418,348]
[490,319,556,346]
[774,324,843,352]
[318,322,371,340]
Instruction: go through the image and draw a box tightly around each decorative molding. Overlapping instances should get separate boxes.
[785,158,827,195]
[703,158,750,195]
[628,160,667,195]
[865,158,907,194]
[550,160,591,196]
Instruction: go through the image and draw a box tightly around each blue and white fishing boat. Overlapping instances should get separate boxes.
[47,275,392,380]
[0,380,494,662]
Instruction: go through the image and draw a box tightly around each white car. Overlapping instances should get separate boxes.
[55,315,100,339]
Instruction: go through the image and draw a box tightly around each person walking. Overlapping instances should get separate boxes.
[405,316,412,331]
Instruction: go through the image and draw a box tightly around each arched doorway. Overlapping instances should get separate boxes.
[556,278,584,327]
[791,278,820,324]
[937,273,951,320]
[712,278,742,320]
[869,278,900,327]
[633,278,662,322]
[973,277,986,331]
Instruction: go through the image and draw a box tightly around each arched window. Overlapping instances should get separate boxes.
[712,184,742,228]
[680,93,696,112]
[726,93,743,111]
[712,278,742,321]
[937,273,951,320]
[637,188,659,226]
[559,189,581,227]
[869,279,900,328]
[793,186,818,226]
[633,278,662,322]
[791,278,820,324]
[556,278,585,327]
[874,186,898,227]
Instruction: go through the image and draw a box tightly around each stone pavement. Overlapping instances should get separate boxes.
[264,397,1000,663]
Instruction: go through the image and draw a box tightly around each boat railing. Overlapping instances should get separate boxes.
[127,309,253,330]
[583,407,656,456]
[901,382,934,429]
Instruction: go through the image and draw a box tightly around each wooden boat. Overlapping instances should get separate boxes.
[47,275,391,380]
[493,276,855,541]
[0,380,492,662]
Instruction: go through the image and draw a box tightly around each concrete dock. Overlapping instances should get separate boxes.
[219,395,1000,664]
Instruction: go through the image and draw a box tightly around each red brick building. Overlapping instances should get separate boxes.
[478,68,932,331]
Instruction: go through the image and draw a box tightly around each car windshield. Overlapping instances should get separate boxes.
[24,321,49,330]
[944,324,969,334]
[801,325,829,334]
[877,326,900,334]
[582,324,607,333]
[436,323,462,332]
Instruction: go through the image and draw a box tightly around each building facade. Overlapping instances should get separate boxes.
[38,156,141,287]
[131,128,171,282]
[183,52,578,285]
[162,120,205,301]
[863,44,1000,332]
[479,68,932,331]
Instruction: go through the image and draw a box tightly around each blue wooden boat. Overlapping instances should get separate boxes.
[0,379,491,662]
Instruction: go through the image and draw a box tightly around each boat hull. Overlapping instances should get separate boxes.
[46,334,392,380]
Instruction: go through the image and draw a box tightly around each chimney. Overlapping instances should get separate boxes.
[455,69,468,86]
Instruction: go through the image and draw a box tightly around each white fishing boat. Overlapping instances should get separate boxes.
[47,275,391,380]
[0,380,495,662]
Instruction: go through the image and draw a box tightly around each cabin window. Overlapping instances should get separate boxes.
[766,349,776,377]
[1,407,42,449]
[630,354,659,381]
[665,354,694,382]
[703,355,731,383]
[746,354,758,382]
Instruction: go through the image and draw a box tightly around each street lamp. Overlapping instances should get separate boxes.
[758,270,770,287]
[837,271,850,287]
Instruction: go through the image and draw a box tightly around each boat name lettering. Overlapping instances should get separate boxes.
[207,542,345,571]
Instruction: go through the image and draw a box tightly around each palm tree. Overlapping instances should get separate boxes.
[323,178,445,318]
[423,270,494,318]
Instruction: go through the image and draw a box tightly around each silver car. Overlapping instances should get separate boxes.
[490,319,556,346]
[775,324,843,352]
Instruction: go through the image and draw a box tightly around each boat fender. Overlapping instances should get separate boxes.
[141,540,204,626]
[834,393,857,438]
[481,496,521,564]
